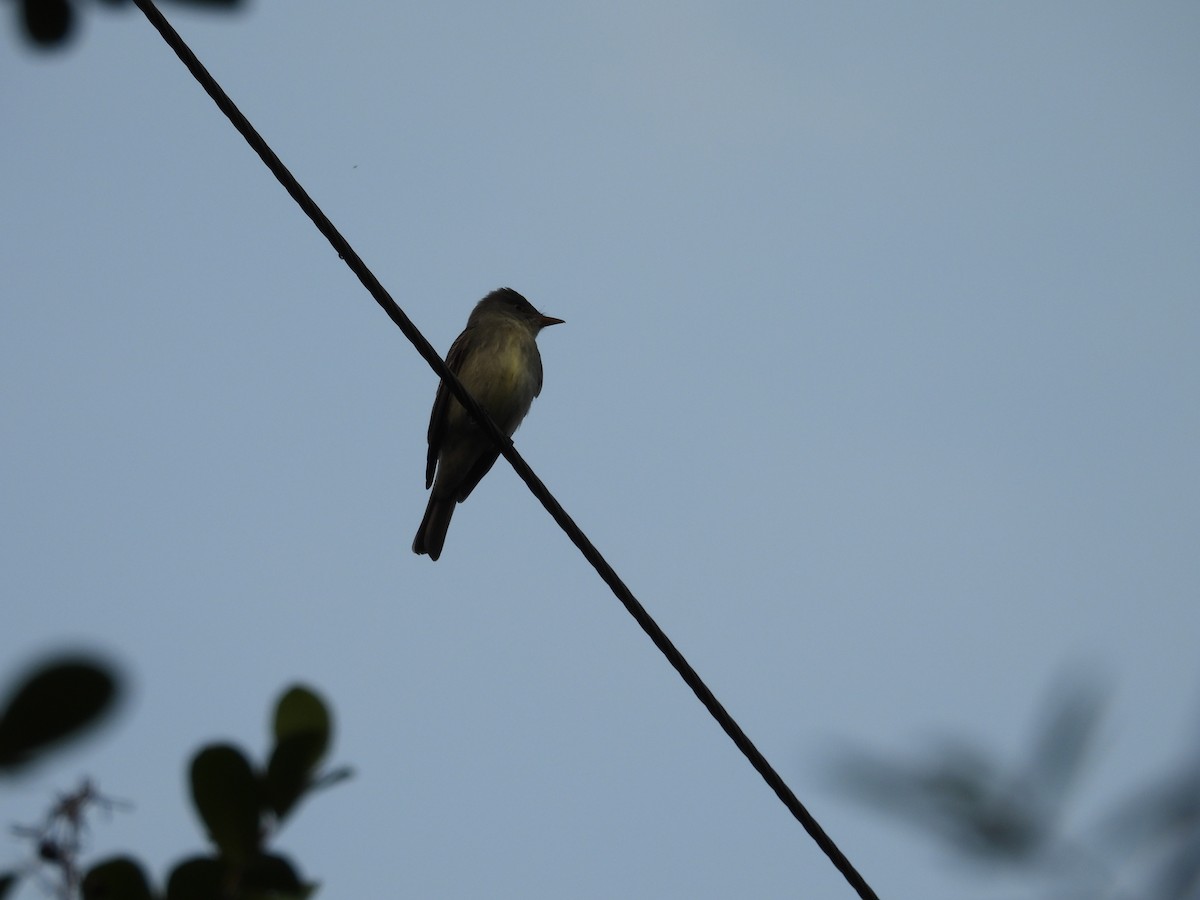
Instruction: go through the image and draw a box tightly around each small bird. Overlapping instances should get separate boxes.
[413,288,564,560]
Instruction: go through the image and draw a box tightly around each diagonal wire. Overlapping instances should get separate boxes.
[128,3,880,897]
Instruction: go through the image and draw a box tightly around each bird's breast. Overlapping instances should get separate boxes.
[452,326,542,435]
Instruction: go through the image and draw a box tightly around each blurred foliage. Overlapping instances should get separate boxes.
[2,654,351,900]
[15,0,246,51]
[832,674,1200,899]
[0,657,119,774]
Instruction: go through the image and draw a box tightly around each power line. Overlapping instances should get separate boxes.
[128,3,880,897]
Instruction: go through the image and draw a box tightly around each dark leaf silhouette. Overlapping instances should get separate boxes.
[190,744,263,864]
[0,656,119,771]
[20,0,74,46]
[82,856,154,900]
[165,856,223,900]
[15,0,245,49]
[265,686,331,821]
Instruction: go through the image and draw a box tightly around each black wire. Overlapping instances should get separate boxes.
[128,3,880,897]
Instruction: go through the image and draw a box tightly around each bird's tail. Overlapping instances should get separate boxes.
[413,495,455,560]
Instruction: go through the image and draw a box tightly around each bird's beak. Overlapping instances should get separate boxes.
[539,315,565,328]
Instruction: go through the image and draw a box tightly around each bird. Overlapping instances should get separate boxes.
[413,288,563,560]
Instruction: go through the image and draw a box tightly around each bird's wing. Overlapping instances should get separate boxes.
[424,326,473,488]
[453,449,501,503]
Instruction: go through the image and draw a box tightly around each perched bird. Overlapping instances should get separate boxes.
[413,288,563,560]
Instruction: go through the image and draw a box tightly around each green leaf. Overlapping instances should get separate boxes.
[0,657,119,771]
[265,686,331,820]
[82,856,154,900]
[264,736,321,821]
[272,686,330,758]
[190,744,262,863]
[165,856,223,900]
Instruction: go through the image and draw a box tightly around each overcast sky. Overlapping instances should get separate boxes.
[3,3,1198,898]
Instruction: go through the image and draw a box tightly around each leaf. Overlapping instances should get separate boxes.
[21,0,74,47]
[272,686,330,759]
[265,686,331,820]
[165,856,223,900]
[1025,675,1106,808]
[190,744,262,863]
[82,856,154,900]
[0,656,119,771]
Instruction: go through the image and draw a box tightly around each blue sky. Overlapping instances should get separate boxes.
[3,3,1198,897]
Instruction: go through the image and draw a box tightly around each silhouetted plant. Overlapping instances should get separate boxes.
[1,655,350,900]
[831,673,1200,899]
[14,0,245,51]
